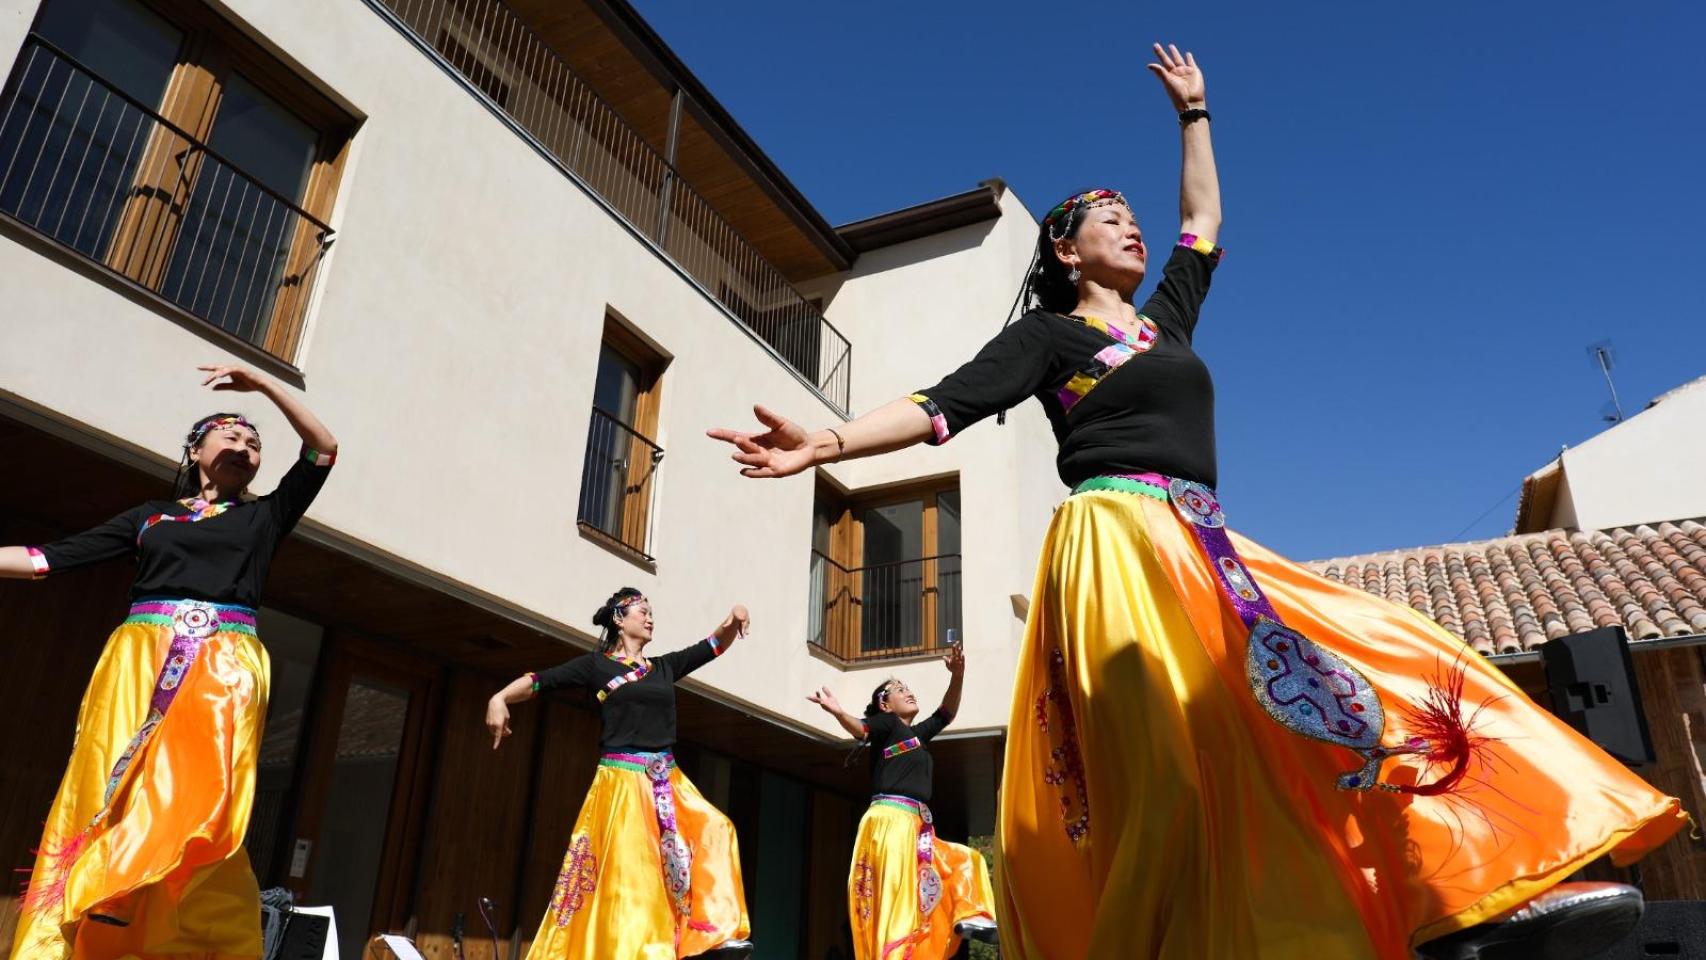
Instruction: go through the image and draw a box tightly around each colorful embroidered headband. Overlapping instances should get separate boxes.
[1043,188,1131,241]
[611,595,647,619]
[186,415,260,451]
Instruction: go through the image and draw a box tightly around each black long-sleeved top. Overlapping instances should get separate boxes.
[28,450,333,607]
[910,237,1223,488]
[865,708,952,803]
[531,638,725,751]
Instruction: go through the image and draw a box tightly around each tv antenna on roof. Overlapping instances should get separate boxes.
[1587,340,1624,424]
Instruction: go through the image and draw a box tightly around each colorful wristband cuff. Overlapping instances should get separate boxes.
[1177,233,1223,263]
[26,546,49,578]
[909,394,952,445]
[301,445,337,467]
[528,671,541,692]
[706,635,724,656]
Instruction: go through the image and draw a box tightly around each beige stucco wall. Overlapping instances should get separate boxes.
[1544,377,1706,531]
[807,189,1067,728]
[0,0,1061,740]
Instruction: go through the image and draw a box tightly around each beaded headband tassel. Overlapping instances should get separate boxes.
[1043,188,1131,241]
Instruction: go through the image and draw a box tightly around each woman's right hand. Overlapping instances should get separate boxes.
[807,686,843,715]
[707,404,817,479]
[486,696,513,750]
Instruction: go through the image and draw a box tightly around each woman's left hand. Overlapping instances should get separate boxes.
[199,364,268,393]
[719,604,751,641]
[1147,42,1206,109]
[944,644,965,677]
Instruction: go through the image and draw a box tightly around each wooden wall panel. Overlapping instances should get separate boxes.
[805,789,857,960]
[407,668,543,959]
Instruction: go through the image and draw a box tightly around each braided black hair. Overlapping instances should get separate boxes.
[172,411,252,499]
[995,188,1110,424]
[863,678,897,724]
[591,586,645,653]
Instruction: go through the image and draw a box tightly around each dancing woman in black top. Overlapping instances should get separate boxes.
[713,42,1681,960]
[487,588,754,959]
[2,365,336,960]
[810,646,997,960]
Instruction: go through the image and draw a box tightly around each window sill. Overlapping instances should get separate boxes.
[576,521,657,571]
[0,213,307,389]
[807,642,951,671]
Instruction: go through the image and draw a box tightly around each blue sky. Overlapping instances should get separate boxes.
[633,0,1706,560]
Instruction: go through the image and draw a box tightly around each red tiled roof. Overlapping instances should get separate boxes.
[1310,522,1706,655]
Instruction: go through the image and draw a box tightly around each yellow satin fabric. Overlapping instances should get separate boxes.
[849,801,995,960]
[11,619,270,960]
[525,763,749,960]
[998,490,1687,960]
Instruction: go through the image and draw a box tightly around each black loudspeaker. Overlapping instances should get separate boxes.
[1541,625,1656,767]
[274,911,331,960]
[1604,900,1706,958]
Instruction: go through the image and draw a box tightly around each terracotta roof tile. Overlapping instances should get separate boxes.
[1310,521,1706,655]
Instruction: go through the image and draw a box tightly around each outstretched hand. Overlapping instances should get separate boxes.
[199,364,267,393]
[1147,42,1205,110]
[719,603,752,640]
[944,644,965,677]
[707,404,815,479]
[807,685,844,715]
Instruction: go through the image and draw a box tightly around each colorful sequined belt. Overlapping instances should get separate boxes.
[1072,474,1438,793]
[124,599,258,635]
[871,794,942,956]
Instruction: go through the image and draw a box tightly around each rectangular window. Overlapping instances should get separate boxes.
[577,316,666,560]
[810,479,961,663]
[0,0,354,360]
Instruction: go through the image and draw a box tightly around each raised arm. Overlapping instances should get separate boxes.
[808,686,871,741]
[1147,42,1220,245]
[937,645,965,721]
[200,365,338,459]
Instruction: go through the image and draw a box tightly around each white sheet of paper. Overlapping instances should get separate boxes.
[378,935,425,960]
[292,905,338,960]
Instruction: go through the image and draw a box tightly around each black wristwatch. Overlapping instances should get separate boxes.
[1179,108,1212,127]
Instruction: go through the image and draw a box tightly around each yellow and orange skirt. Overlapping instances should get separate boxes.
[997,475,1687,960]
[12,599,270,960]
[525,751,748,960]
[849,794,994,960]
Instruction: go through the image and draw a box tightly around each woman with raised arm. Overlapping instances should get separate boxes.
[809,646,997,960]
[711,42,1684,960]
[488,588,753,959]
[3,365,336,960]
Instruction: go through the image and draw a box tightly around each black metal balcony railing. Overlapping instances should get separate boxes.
[0,38,334,354]
[577,406,663,560]
[809,551,963,664]
[367,0,852,413]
